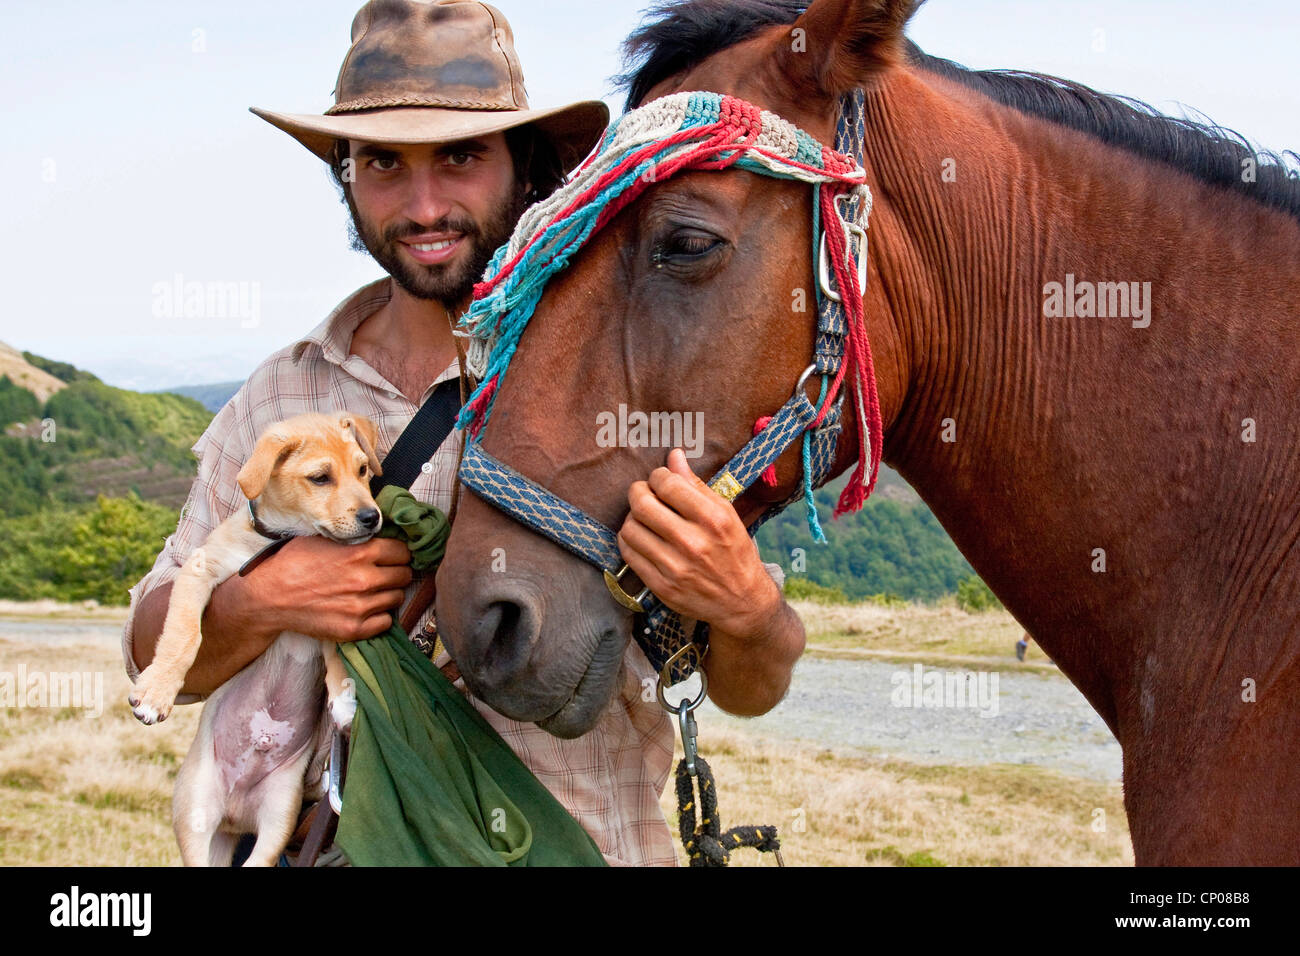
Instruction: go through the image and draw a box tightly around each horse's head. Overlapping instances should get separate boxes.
[436,0,916,737]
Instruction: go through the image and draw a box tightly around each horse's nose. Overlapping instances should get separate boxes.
[358,507,381,530]
[462,593,543,695]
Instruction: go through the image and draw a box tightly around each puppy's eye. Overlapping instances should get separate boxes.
[359,464,368,477]
[308,473,333,486]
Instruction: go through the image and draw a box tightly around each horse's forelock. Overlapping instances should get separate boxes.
[615,0,810,111]
[616,0,927,113]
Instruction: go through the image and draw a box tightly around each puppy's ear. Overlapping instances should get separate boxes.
[237,429,302,500]
[340,413,383,477]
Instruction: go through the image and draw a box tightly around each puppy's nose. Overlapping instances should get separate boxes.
[358,508,381,530]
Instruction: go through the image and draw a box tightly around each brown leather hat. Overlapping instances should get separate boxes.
[251,0,609,174]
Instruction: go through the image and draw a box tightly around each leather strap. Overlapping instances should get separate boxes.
[293,799,337,867]
[371,376,462,496]
[385,369,468,638]
[401,574,438,635]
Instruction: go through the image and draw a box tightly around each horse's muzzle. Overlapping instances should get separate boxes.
[442,575,629,737]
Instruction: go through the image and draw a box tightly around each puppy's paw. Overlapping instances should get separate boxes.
[329,678,356,731]
[129,666,184,725]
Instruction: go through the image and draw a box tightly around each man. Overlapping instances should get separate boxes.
[123,0,805,866]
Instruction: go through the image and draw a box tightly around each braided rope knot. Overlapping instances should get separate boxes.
[675,755,782,867]
[719,97,761,130]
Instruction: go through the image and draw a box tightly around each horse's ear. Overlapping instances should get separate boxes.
[236,429,302,500]
[777,0,916,96]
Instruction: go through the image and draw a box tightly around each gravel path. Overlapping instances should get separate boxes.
[2,619,1123,782]
[0,619,125,648]
[694,655,1123,781]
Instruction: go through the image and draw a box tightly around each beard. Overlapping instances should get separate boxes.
[344,181,528,304]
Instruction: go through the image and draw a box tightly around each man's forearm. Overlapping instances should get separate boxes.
[703,596,805,717]
[131,575,279,697]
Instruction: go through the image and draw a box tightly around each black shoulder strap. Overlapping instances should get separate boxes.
[370,377,463,495]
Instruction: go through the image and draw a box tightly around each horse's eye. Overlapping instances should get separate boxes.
[655,230,723,263]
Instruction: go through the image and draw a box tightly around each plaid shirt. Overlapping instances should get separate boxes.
[122,277,679,866]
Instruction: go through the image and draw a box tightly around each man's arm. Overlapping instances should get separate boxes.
[616,449,805,716]
[129,536,414,697]
[690,564,804,716]
[123,380,413,698]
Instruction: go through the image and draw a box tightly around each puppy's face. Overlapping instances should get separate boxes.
[236,413,385,542]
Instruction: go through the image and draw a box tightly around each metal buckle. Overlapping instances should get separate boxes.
[794,364,816,398]
[817,190,869,304]
[818,222,869,304]
[327,727,344,815]
[708,471,744,501]
[655,643,709,713]
[603,563,649,612]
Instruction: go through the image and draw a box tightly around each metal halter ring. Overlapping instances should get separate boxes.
[656,642,708,713]
[794,363,817,398]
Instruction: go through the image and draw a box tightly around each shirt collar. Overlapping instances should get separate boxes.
[290,276,468,403]
[290,277,394,366]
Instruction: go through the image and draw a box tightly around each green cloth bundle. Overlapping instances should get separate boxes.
[373,485,449,571]
[334,490,607,867]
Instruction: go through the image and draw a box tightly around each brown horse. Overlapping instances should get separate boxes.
[436,0,1300,864]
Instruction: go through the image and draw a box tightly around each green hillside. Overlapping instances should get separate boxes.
[1,365,211,518]
[755,471,974,602]
[0,351,214,604]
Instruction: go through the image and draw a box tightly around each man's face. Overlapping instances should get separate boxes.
[343,133,528,304]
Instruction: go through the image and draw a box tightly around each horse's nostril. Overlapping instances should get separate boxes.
[358,508,380,529]
[470,598,538,687]
[485,600,522,663]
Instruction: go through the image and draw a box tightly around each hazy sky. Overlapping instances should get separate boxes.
[2,0,1296,390]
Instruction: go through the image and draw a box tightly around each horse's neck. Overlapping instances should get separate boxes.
[863,69,1300,730]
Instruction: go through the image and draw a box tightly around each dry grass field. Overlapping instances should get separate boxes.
[793,598,1056,672]
[0,629,194,866]
[659,725,1131,867]
[0,602,1133,866]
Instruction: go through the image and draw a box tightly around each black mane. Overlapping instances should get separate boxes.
[616,0,1300,222]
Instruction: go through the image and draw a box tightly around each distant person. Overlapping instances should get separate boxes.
[1016,632,1032,662]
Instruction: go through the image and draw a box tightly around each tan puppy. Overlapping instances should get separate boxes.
[129,411,385,866]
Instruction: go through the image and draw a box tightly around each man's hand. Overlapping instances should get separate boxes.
[130,535,413,697]
[617,449,804,715]
[617,449,778,636]
[248,535,414,643]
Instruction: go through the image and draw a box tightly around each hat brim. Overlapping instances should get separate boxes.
[250,100,610,176]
